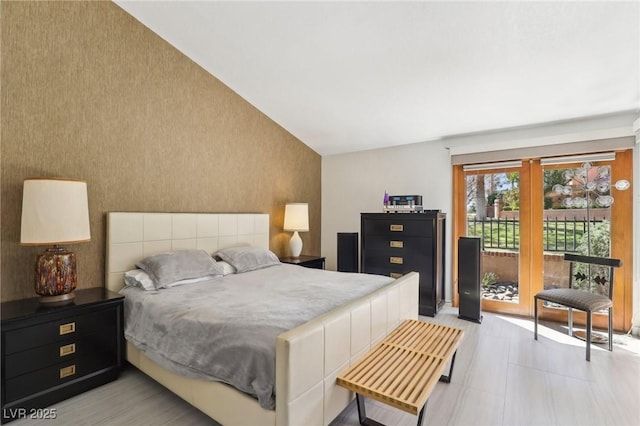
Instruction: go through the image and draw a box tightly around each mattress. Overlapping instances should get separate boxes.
[119,263,394,409]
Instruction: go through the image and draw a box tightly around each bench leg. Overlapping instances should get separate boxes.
[355,394,384,426]
[440,350,458,383]
[416,401,427,426]
[356,394,428,426]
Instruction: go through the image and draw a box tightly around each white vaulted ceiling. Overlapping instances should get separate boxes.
[115,1,640,156]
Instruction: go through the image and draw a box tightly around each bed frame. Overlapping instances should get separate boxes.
[106,212,419,426]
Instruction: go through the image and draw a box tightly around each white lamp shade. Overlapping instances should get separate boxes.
[283,203,309,232]
[21,178,91,245]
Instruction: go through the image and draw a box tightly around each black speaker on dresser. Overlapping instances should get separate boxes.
[337,232,358,272]
[458,236,482,323]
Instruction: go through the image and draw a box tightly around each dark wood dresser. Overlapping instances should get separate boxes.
[361,212,446,316]
[1,288,124,423]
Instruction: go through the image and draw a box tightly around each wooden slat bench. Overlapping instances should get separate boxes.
[336,319,464,426]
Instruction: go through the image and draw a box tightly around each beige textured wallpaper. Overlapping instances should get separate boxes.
[1,1,321,302]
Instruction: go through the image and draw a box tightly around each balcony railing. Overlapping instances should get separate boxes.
[466,217,607,252]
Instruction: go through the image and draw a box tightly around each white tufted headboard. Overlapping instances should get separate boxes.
[105,212,270,292]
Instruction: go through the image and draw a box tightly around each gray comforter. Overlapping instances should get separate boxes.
[120,264,393,409]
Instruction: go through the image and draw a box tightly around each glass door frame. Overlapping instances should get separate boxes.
[533,152,633,331]
[453,160,533,317]
[452,150,633,331]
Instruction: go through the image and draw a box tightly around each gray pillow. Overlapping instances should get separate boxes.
[124,269,156,291]
[216,261,237,276]
[136,249,223,289]
[216,246,281,273]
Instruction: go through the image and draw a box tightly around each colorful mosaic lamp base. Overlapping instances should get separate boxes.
[35,245,77,305]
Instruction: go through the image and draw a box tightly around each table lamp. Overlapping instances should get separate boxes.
[20,178,91,305]
[283,203,309,258]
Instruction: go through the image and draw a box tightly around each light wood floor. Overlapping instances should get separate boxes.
[11,307,640,426]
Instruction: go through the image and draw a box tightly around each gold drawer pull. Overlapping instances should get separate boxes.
[390,272,403,279]
[59,343,76,357]
[390,240,404,248]
[390,224,404,232]
[60,365,76,379]
[390,256,404,265]
[59,322,76,335]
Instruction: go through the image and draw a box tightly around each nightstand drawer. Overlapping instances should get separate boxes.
[4,353,115,404]
[4,330,116,379]
[4,306,116,355]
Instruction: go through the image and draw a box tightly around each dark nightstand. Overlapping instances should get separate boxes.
[1,288,124,423]
[280,255,326,270]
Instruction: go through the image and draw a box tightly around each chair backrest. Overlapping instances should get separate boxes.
[564,253,622,300]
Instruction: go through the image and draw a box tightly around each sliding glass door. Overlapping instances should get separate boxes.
[537,154,632,331]
[452,150,633,330]
[459,161,533,316]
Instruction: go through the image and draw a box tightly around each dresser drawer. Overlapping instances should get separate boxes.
[362,218,433,237]
[4,353,115,404]
[363,252,430,280]
[363,263,414,279]
[363,246,432,268]
[363,236,433,256]
[4,329,117,379]
[4,306,117,355]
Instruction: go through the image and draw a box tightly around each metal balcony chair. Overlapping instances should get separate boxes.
[534,253,622,361]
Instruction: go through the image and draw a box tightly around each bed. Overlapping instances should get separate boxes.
[106,212,419,426]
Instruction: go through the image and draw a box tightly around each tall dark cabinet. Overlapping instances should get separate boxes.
[361,212,446,316]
